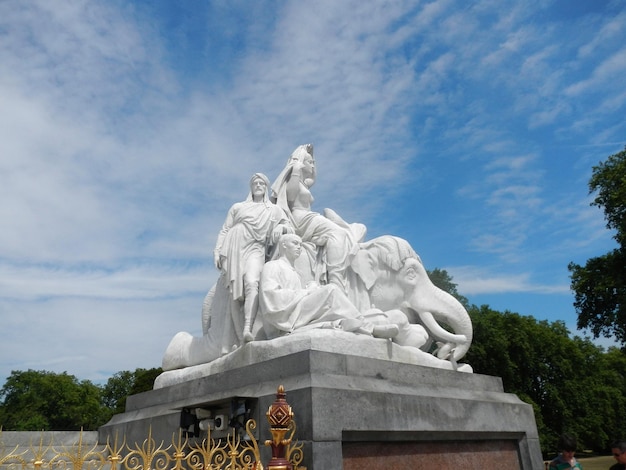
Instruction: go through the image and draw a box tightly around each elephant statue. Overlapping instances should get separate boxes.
[160,144,472,376]
[162,234,472,373]
[350,235,473,362]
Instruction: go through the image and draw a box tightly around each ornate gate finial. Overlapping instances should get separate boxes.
[265,385,294,470]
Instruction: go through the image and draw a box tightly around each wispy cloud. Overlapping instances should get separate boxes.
[1,0,625,384]
[451,266,570,296]
[0,263,213,302]
[576,11,626,59]
[566,47,626,97]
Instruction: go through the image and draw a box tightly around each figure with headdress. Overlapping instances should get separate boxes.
[214,173,293,342]
[271,144,366,294]
[260,234,399,340]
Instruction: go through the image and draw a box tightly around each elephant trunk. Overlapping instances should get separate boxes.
[407,282,473,362]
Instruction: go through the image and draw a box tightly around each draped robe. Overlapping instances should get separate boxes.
[260,257,366,339]
[215,199,289,300]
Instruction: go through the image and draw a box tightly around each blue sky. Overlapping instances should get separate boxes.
[1,0,625,386]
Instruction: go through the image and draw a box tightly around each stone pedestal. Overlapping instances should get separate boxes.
[99,333,543,470]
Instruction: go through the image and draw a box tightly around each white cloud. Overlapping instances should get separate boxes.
[1,0,625,386]
[528,102,571,129]
[450,266,570,296]
[0,296,203,384]
[565,47,626,96]
[0,263,214,302]
[577,11,626,58]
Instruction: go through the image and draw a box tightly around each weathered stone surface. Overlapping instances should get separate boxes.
[163,144,474,375]
[100,346,543,469]
[156,329,472,389]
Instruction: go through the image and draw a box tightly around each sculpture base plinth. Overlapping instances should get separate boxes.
[342,440,521,469]
[99,335,543,469]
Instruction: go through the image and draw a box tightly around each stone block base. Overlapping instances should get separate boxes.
[342,439,520,469]
[99,339,543,469]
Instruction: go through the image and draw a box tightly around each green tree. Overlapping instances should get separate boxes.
[100,370,134,416]
[130,367,162,395]
[418,268,626,454]
[427,268,469,308]
[465,305,626,455]
[599,347,626,441]
[0,370,105,430]
[101,367,162,417]
[569,146,626,346]
[0,367,162,430]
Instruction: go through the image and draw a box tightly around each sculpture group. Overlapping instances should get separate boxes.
[162,144,473,373]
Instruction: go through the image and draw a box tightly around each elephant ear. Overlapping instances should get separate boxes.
[351,249,378,289]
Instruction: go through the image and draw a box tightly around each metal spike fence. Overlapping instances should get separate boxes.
[0,387,305,470]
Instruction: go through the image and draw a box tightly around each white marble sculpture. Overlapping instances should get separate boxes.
[271,144,365,293]
[161,144,473,376]
[213,173,293,343]
[260,233,401,340]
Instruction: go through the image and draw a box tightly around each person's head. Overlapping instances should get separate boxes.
[611,440,626,465]
[278,233,302,261]
[248,173,270,202]
[288,144,316,185]
[558,434,577,452]
[288,144,313,164]
[557,434,577,460]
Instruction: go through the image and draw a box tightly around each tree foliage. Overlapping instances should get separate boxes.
[569,146,626,346]
[465,305,626,455]
[427,268,469,308]
[0,370,105,430]
[101,367,162,417]
[589,147,626,245]
[427,268,626,454]
[0,282,624,458]
[0,367,162,430]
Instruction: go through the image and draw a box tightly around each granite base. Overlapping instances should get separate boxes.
[99,339,543,470]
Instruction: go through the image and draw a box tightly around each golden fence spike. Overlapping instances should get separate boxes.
[0,385,305,470]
